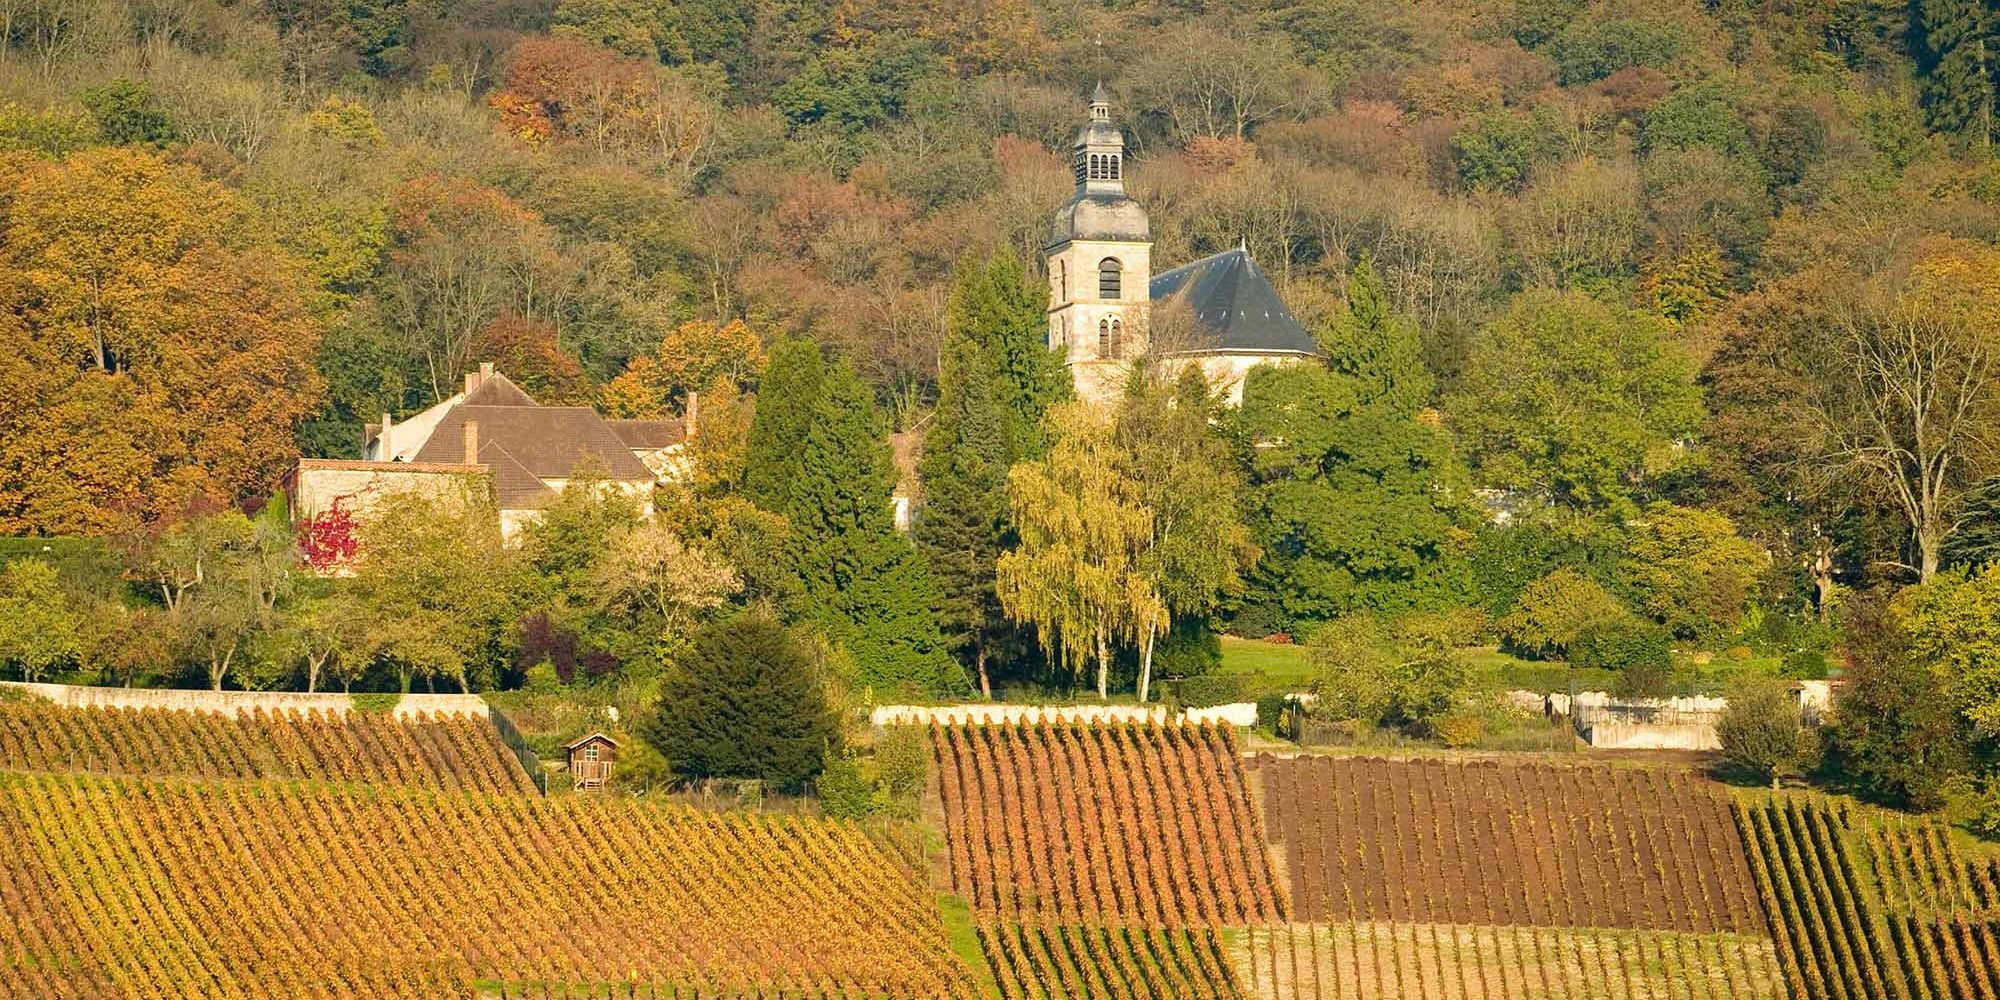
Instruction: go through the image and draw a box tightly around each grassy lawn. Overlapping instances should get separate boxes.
[1217,636,1314,690]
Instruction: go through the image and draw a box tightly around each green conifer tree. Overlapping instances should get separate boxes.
[743,337,827,511]
[788,359,964,695]
[914,332,1015,697]
[1918,0,1997,146]
[641,614,838,792]
[948,251,1070,456]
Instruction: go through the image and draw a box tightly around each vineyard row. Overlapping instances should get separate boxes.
[0,772,975,1000]
[932,721,1286,927]
[979,921,1243,1000]
[1257,754,1761,933]
[0,700,532,793]
[1229,922,1786,1000]
[1736,796,2000,1000]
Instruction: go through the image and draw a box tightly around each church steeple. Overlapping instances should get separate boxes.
[1072,84,1128,196]
[1046,86,1152,403]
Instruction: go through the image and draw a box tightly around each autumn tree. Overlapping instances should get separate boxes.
[279,589,369,693]
[998,402,1156,699]
[1115,368,1257,702]
[600,318,766,418]
[348,484,518,692]
[0,148,325,533]
[1797,243,2000,582]
[0,558,80,682]
[1122,18,1325,142]
[1702,267,1866,618]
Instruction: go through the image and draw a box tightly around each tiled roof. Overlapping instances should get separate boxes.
[412,404,655,483]
[477,440,557,510]
[464,373,538,407]
[605,419,686,450]
[1149,247,1319,356]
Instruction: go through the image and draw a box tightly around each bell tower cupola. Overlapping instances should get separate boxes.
[1046,84,1152,403]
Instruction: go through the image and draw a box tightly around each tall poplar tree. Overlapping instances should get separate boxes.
[743,337,826,511]
[788,358,963,695]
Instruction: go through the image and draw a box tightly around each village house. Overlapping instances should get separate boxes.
[286,364,687,544]
[1047,86,1321,405]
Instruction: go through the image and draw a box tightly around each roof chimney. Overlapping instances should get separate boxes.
[379,411,394,460]
[463,419,479,465]
[685,390,699,440]
[480,362,494,385]
[465,370,478,396]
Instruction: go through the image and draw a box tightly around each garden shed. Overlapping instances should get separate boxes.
[564,732,618,791]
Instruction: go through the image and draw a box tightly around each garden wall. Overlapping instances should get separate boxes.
[0,682,489,721]
[871,702,1260,727]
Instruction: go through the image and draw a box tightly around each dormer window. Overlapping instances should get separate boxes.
[1098,258,1122,299]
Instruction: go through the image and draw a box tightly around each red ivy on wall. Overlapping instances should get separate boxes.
[300,501,360,571]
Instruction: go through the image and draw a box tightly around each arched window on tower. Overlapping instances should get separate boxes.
[1057,260,1067,301]
[1109,155,1121,180]
[1110,318,1122,356]
[1098,258,1121,299]
[1098,319,1110,358]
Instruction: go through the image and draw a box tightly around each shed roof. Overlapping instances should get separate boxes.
[1148,247,1319,356]
[564,731,620,751]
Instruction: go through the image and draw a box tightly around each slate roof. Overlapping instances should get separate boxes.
[1148,247,1319,356]
[605,419,686,450]
[411,404,655,485]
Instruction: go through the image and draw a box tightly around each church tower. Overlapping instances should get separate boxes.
[1046,84,1150,403]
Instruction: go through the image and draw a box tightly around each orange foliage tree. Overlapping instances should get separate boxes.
[599,318,766,418]
[470,312,590,404]
[0,148,323,535]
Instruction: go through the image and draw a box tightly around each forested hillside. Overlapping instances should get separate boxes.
[11,0,2000,832]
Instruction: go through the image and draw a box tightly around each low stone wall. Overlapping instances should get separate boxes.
[870,701,1261,727]
[0,682,489,721]
[1583,719,1721,751]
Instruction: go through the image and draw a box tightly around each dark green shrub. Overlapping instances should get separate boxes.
[1153,621,1222,679]
[1255,692,1290,735]
[1224,601,1288,640]
[640,615,839,792]
[1172,674,1244,709]
[817,746,874,819]
[1549,17,1685,85]
[1781,649,1829,679]
[1570,619,1672,674]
